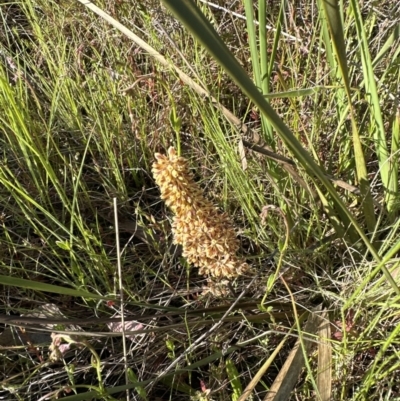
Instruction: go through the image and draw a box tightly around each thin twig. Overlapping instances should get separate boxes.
[114,198,129,401]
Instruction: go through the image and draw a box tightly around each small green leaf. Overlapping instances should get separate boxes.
[56,240,71,250]
[226,359,242,401]
[127,368,149,401]
[266,274,275,292]
[166,337,175,352]
[169,108,182,132]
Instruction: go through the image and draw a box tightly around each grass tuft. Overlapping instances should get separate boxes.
[1,1,400,400]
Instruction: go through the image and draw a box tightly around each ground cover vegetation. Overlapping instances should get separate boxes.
[0,0,400,400]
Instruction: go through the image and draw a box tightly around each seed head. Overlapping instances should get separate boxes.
[152,147,248,278]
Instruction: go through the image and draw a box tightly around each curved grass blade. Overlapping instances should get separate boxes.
[372,24,400,68]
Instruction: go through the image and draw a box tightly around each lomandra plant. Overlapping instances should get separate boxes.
[160,0,400,294]
[152,147,248,278]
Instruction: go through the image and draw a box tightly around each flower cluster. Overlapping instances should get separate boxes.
[152,147,248,278]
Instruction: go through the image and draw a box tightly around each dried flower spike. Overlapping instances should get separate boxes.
[152,147,248,278]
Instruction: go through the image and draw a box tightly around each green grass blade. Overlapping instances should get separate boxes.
[387,110,399,215]
[349,0,391,210]
[267,0,284,78]
[320,0,376,232]
[226,359,242,401]
[0,275,110,299]
[372,24,400,67]
[258,0,269,95]
[243,0,274,145]
[263,86,332,99]
[319,0,350,86]
[243,0,261,89]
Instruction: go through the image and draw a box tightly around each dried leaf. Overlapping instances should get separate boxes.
[107,320,144,342]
